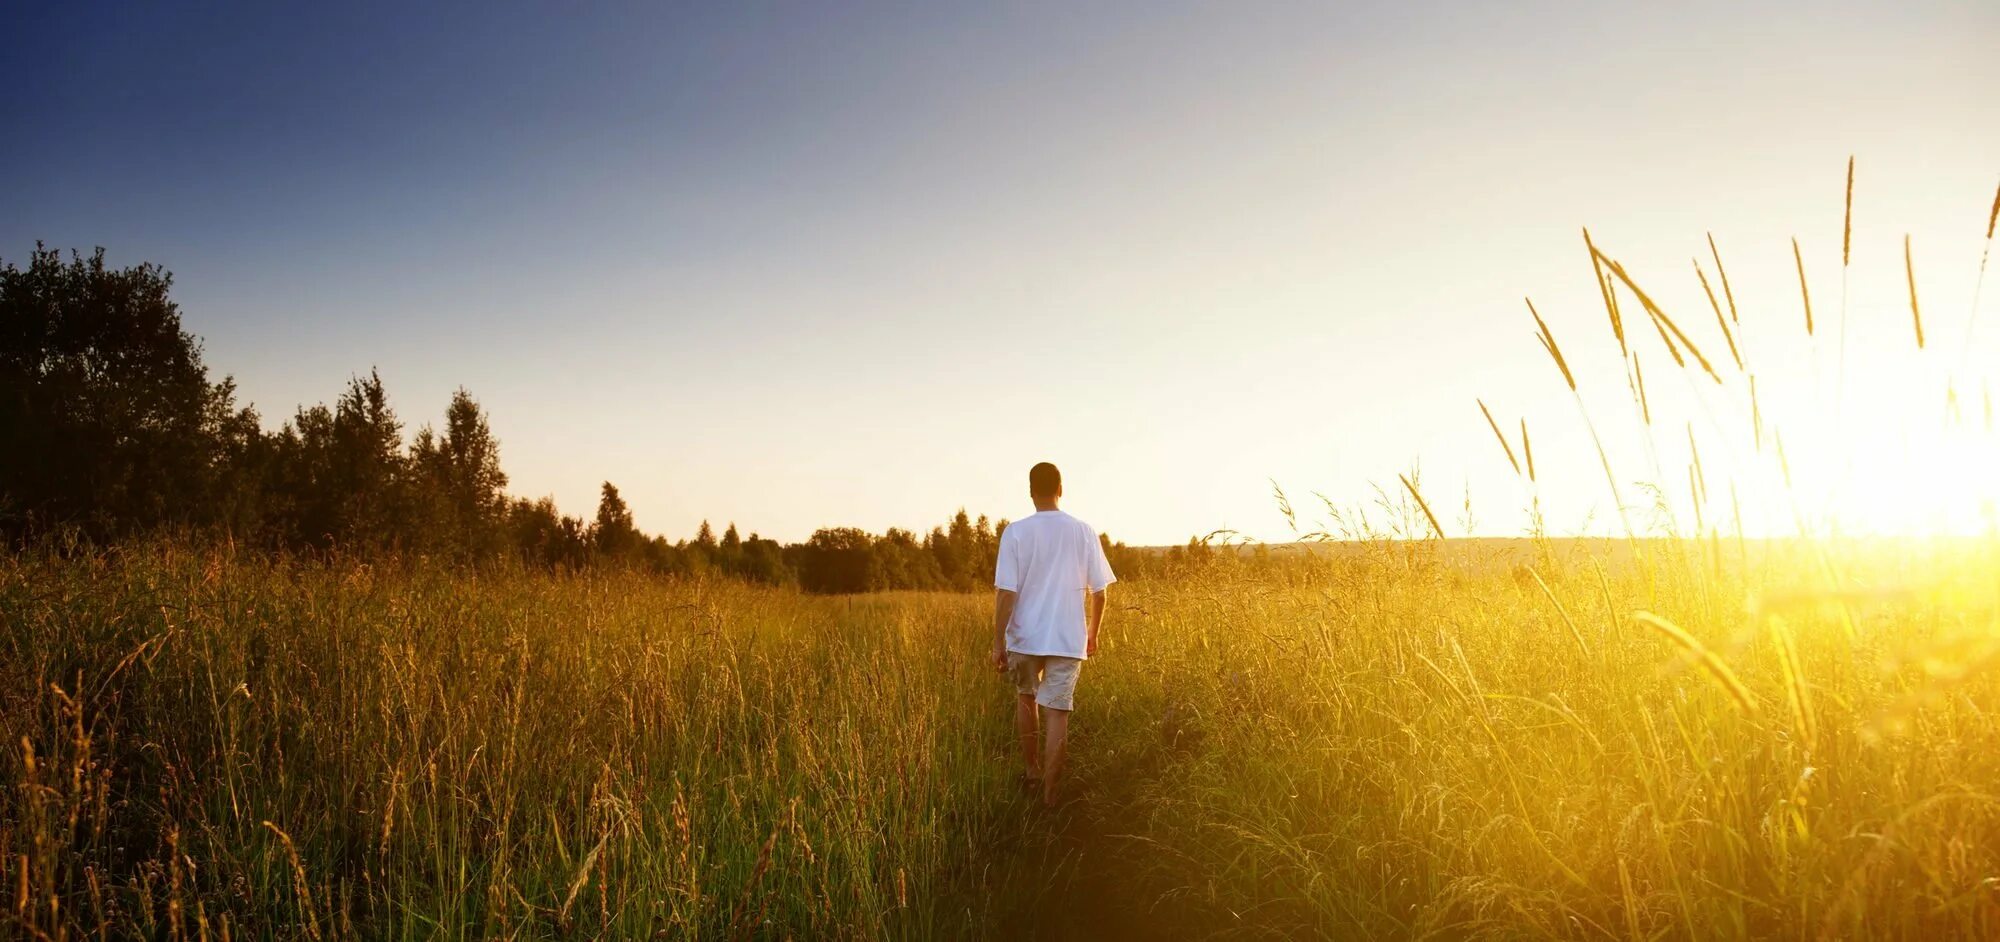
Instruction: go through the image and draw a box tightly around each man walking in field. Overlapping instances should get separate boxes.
[992,462,1116,808]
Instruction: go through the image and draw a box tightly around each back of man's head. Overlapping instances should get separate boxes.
[1029,462,1062,500]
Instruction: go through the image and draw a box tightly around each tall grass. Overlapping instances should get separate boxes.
[0,548,1039,939]
[7,537,1999,938]
[1075,539,2000,938]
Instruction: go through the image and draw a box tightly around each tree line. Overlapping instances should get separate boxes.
[0,245,1160,590]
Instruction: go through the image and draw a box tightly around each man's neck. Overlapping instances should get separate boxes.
[1033,499,1059,513]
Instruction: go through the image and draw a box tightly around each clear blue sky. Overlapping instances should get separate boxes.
[6,2,1997,542]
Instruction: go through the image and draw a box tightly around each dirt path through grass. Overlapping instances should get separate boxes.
[954,720,1226,941]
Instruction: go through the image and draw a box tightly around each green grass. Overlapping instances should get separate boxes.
[7,537,2000,939]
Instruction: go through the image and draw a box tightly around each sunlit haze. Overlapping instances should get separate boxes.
[6,1,1997,543]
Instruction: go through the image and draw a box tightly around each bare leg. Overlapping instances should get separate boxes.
[1040,706,1070,807]
[1016,693,1041,780]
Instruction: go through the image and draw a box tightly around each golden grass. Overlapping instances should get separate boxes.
[7,527,2000,940]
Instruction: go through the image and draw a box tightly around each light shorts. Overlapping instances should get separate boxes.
[1007,652,1083,712]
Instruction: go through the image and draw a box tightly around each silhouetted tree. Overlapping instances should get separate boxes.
[736,532,792,585]
[410,389,507,557]
[333,370,408,546]
[796,527,876,593]
[0,245,245,538]
[593,481,641,561]
[2,246,1136,589]
[509,495,589,568]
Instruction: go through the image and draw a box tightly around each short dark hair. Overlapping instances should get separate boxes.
[1029,462,1061,499]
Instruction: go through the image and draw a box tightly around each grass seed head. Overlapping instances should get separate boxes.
[1527,298,1577,393]
[1843,156,1854,268]
[1632,611,1759,716]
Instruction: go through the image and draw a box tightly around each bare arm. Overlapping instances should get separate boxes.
[992,589,1018,672]
[1088,587,1108,656]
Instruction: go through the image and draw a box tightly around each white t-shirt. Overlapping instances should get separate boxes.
[994,509,1117,659]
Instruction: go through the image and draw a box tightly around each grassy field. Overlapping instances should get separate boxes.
[6,535,1999,939]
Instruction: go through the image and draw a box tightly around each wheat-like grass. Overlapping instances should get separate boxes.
[1631,611,1758,716]
[1594,252,1722,383]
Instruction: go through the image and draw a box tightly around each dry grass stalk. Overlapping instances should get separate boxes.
[262,821,324,942]
[1957,177,2000,360]
[1520,417,1536,483]
[1792,237,1814,336]
[1634,355,1652,426]
[1904,234,1924,349]
[1527,567,1590,657]
[1527,298,1577,392]
[1632,611,1759,716]
[1478,399,1522,477]
[1707,233,1739,324]
[1689,463,1704,532]
[1695,260,1744,370]
[1594,250,1722,383]
[1584,228,1628,356]
[1687,424,1707,506]
[1989,177,2000,241]
[1842,156,1854,268]
[1644,293,1688,368]
[1749,373,1763,450]
[1768,616,1818,753]
[1398,473,1446,540]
